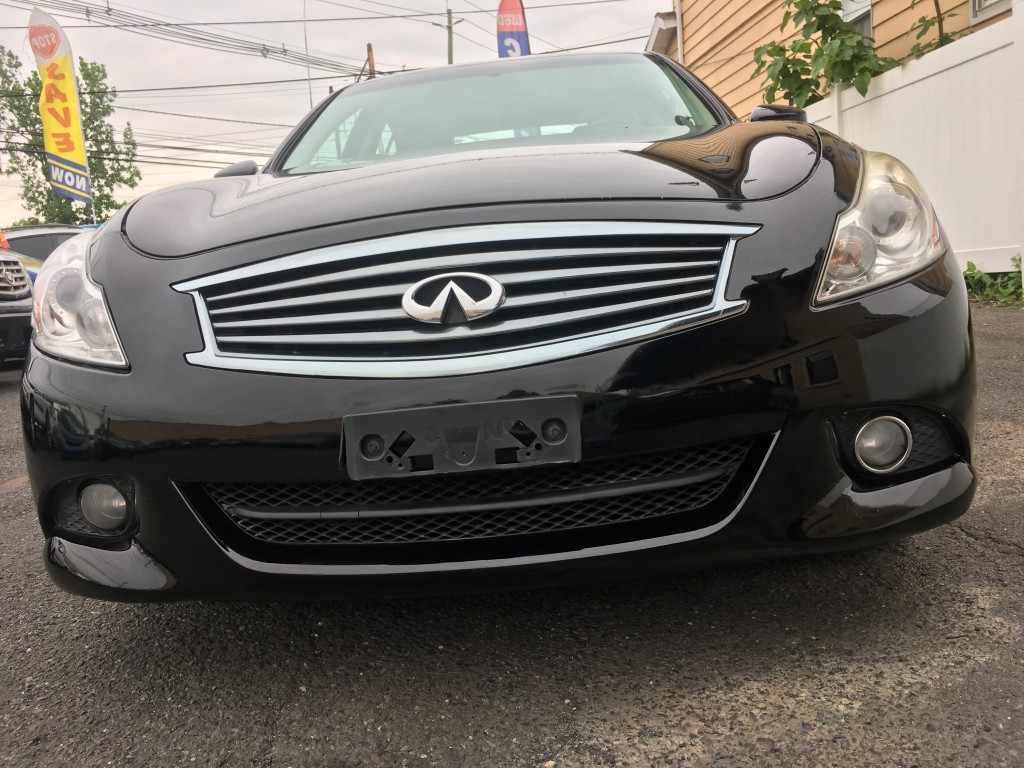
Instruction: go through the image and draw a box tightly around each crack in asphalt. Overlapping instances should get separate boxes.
[951,521,1024,559]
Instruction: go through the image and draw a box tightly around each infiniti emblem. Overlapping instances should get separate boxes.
[402,272,506,325]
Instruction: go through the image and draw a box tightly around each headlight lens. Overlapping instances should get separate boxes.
[817,151,946,304]
[32,232,128,368]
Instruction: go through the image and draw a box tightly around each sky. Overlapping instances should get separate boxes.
[0,0,672,225]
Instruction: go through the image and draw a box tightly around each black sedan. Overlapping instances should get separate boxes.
[21,53,975,601]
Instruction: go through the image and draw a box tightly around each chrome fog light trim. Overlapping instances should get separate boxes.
[854,416,913,475]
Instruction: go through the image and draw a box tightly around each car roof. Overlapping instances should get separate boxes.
[344,52,667,94]
[5,224,84,236]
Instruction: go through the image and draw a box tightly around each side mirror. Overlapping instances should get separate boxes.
[214,160,260,178]
[750,105,808,123]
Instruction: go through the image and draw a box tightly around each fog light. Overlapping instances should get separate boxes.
[79,483,129,531]
[854,416,913,474]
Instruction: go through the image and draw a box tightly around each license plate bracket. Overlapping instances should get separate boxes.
[343,396,581,481]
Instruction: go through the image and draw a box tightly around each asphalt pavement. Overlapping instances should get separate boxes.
[1,304,1021,768]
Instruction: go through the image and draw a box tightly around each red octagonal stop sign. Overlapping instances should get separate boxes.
[29,25,60,59]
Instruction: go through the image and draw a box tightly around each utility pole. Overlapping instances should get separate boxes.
[432,3,463,65]
[447,7,455,65]
[367,42,376,79]
[302,0,313,107]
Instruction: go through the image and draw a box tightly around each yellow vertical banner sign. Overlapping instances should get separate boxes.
[28,7,92,205]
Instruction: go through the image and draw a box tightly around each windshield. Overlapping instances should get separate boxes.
[280,56,721,175]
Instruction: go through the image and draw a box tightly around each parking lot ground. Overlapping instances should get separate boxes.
[0,304,1021,768]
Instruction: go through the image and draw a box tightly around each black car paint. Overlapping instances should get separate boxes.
[123,122,821,259]
[21,59,975,601]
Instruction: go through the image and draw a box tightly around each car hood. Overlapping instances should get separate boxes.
[124,121,821,258]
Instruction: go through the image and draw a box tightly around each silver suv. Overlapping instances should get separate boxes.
[0,253,32,364]
[4,224,84,262]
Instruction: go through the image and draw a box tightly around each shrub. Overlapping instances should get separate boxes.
[963,255,1023,306]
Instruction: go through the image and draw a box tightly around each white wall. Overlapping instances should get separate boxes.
[805,2,1023,273]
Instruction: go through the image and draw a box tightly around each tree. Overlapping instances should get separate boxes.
[0,45,140,224]
[908,0,963,59]
[753,0,897,108]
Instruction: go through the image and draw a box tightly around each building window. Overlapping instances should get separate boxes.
[842,0,872,39]
[970,0,1011,24]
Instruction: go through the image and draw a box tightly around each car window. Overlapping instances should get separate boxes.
[7,234,50,261]
[7,231,80,261]
[378,124,397,156]
[307,110,400,167]
[281,57,721,174]
[50,232,80,253]
[309,110,360,166]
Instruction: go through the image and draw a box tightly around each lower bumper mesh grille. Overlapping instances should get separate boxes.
[222,481,734,546]
[199,438,758,548]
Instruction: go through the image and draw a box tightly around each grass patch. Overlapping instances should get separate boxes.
[964,255,1022,306]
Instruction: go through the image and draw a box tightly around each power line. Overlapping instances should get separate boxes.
[314,0,443,27]
[112,106,293,128]
[3,0,367,75]
[315,0,496,55]
[0,69,404,100]
[130,126,287,151]
[0,10,441,27]
[457,0,561,50]
[1,127,276,157]
[450,26,499,54]
[558,25,651,49]
[3,137,272,162]
[0,0,640,99]
[4,143,232,170]
[537,34,648,53]
[0,0,627,29]
[112,0,402,67]
[118,88,315,108]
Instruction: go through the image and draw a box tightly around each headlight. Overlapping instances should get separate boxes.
[32,231,128,369]
[816,151,946,304]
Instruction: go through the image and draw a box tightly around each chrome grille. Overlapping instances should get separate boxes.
[0,257,31,298]
[175,222,755,377]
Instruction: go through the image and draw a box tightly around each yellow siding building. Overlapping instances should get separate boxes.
[647,1,1014,118]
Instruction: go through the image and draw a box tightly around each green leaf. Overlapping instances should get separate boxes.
[853,71,871,96]
[752,0,893,121]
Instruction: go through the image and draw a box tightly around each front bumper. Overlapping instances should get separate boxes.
[42,461,974,602]
[22,252,976,601]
